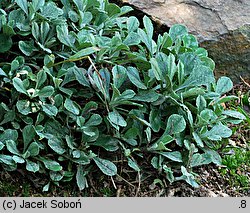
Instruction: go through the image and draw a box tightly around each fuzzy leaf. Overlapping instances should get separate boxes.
[149,108,161,132]
[73,0,85,11]
[13,77,27,95]
[133,90,160,103]
[216,76,233,94]
[138,28,152,54]
[143,16,154,39]
[26,160,39,172]
[6,140,20,155]
[0,154,15,166]
[150,57,163,81]
[42,182,50,192]
[222,110,246,120]
[192,132,204,147]
[56,25,75,47]
[119,90,136,100]
[127,67,146,90]
[36,69,47,88]
[70,47,100,60]
[85,114,102,126]
[190,153,212,167]
[73,67,90,87]
[18,40,35,56]
[112,65,127,89]
[13,155,25,163]
[178,65,215,90]
[0,129,18,143]
[41,158,62,171]
[42,104,58,117]
[31,0,45,12]
[161,151,183,162]
[64,98,80,115]
[203,124,232,141]
[167,53,177,81]
[128,158,140,172]
[204,149,222,166]
[48,137,66,155]
[22,125,36,150]
[93,136,119,152]
[163,165,174,183]
[196,95,207,113]
[176,166,199,188]
[40,2,63,19]
[27,142,40,157]
[108,111,127,127]
[37,86,54,97]
[127,16,140,32]
[15,0,28,15]
[0,142,4,150]
[76,165,88,191]
[93,157,117,176]
[0,68,7,77]
[169,24,188,41]
[166,114,186,135]
[124,32,140,46]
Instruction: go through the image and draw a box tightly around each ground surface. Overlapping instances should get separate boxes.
[0,165,248,197]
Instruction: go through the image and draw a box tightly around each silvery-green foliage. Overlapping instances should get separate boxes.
[0,0,245,190]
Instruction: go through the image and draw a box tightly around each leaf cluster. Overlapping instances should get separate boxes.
[0,0,245,190]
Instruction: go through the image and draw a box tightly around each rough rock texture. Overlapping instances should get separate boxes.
[119,0,250,82]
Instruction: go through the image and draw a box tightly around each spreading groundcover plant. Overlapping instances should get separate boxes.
[0,0,246,191]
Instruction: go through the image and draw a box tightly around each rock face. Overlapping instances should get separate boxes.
[119,0,250,82]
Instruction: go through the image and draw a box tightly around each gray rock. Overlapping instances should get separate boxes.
[118,0,250,82]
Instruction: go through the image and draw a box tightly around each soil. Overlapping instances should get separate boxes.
[0,164,249,197]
